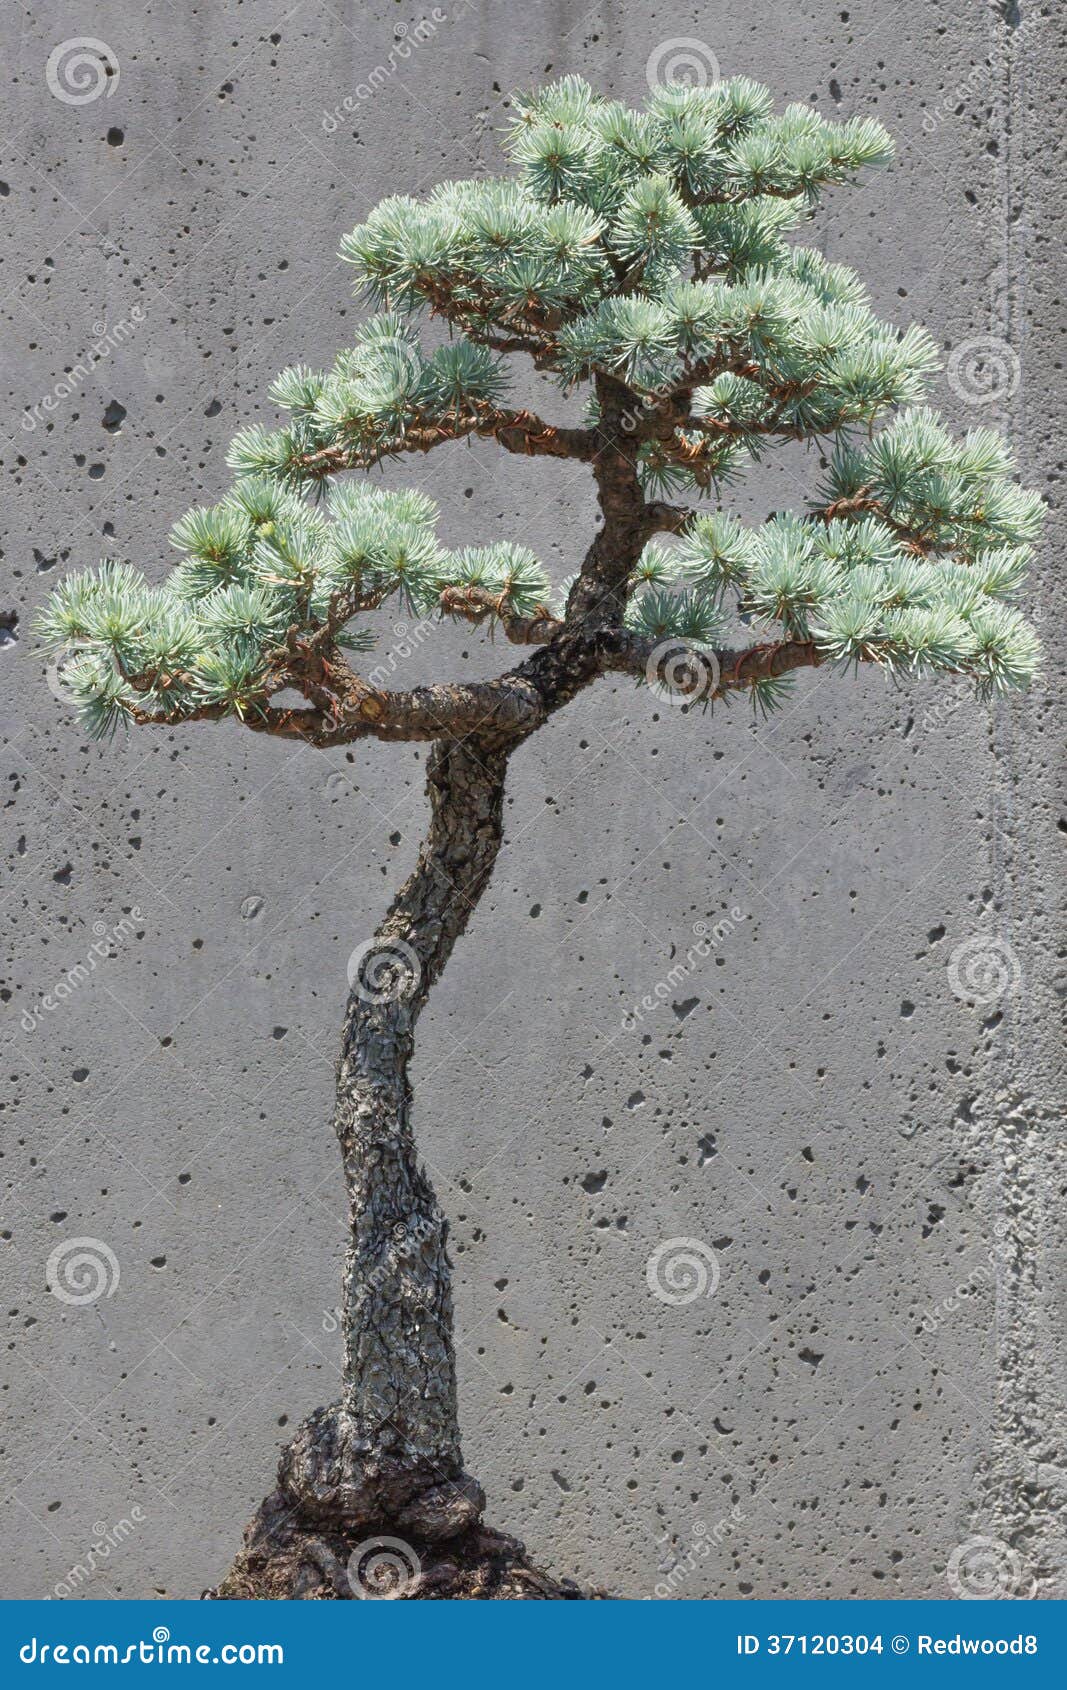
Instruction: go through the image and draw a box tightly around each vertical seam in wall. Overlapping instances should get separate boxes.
[981,0,1065,1595]
[990,0,1020,1543]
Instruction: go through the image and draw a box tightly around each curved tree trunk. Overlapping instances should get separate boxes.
[212,397,642,1599]
[213,738,586,1598]
[280,736,506,1531]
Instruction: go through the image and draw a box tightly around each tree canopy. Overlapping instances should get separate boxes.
[39,75,1043,742]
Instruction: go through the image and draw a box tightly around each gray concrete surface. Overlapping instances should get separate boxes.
[1,0,1063,1600]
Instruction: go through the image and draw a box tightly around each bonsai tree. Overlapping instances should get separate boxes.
[39,75,1042,1600]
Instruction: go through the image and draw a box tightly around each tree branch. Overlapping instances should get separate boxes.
[336,674,545,743]
[438,585,560,645]
[597,631,824,697]
[294,407,597,479]
[642,502,703,536]
[128,699,328,740]
[127,621,830,751]
[564,374,650,630]
[812,487,938,557]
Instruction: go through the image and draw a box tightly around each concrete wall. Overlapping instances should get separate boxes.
[2,0,1062,1599]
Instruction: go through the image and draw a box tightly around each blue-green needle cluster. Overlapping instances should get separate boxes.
[39,75,1042,736]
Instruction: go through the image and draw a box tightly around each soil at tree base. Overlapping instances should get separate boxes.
[207,1487,596,1600]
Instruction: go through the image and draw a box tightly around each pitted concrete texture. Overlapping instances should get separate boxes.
[1,0,1063,1599]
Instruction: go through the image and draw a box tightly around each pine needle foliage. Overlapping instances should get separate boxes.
[39,75,1041,734]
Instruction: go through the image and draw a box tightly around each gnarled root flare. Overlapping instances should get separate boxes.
[207,1406,591,1600]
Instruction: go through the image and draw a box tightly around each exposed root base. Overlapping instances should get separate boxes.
[208,1489,589,1600]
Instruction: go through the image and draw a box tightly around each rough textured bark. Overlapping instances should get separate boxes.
[214,738,592,1596]
[289,737,508,1524]
[212,1505,590,1601]
[566,374,651,630]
